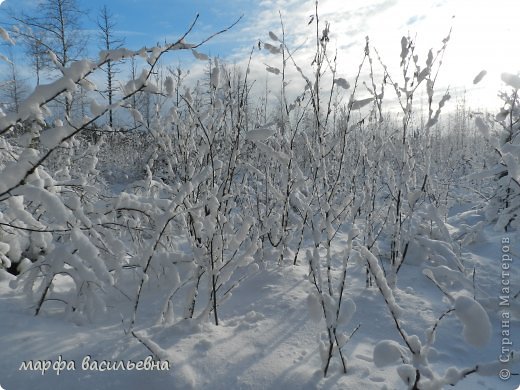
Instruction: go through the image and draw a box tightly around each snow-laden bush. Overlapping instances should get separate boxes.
[473,73,520,232]
[0,19,252,326]
[360,245,518,389]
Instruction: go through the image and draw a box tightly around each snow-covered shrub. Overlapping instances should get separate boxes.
[122,57,264,327]
[0,20,242,324]
[306,227,360,376]
[359,245,517,389]
[474,73,520,231]
[372,31,452,289]
[96,130,156,186]
[3,157,118,322]
[258,10,374,376]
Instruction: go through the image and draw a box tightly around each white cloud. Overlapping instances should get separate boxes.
[224,0,520,111]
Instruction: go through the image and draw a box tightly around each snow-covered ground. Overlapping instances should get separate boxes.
[1,208,518,390]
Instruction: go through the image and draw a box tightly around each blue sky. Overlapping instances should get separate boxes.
[1,0,519,110]
[1,0,248,55]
